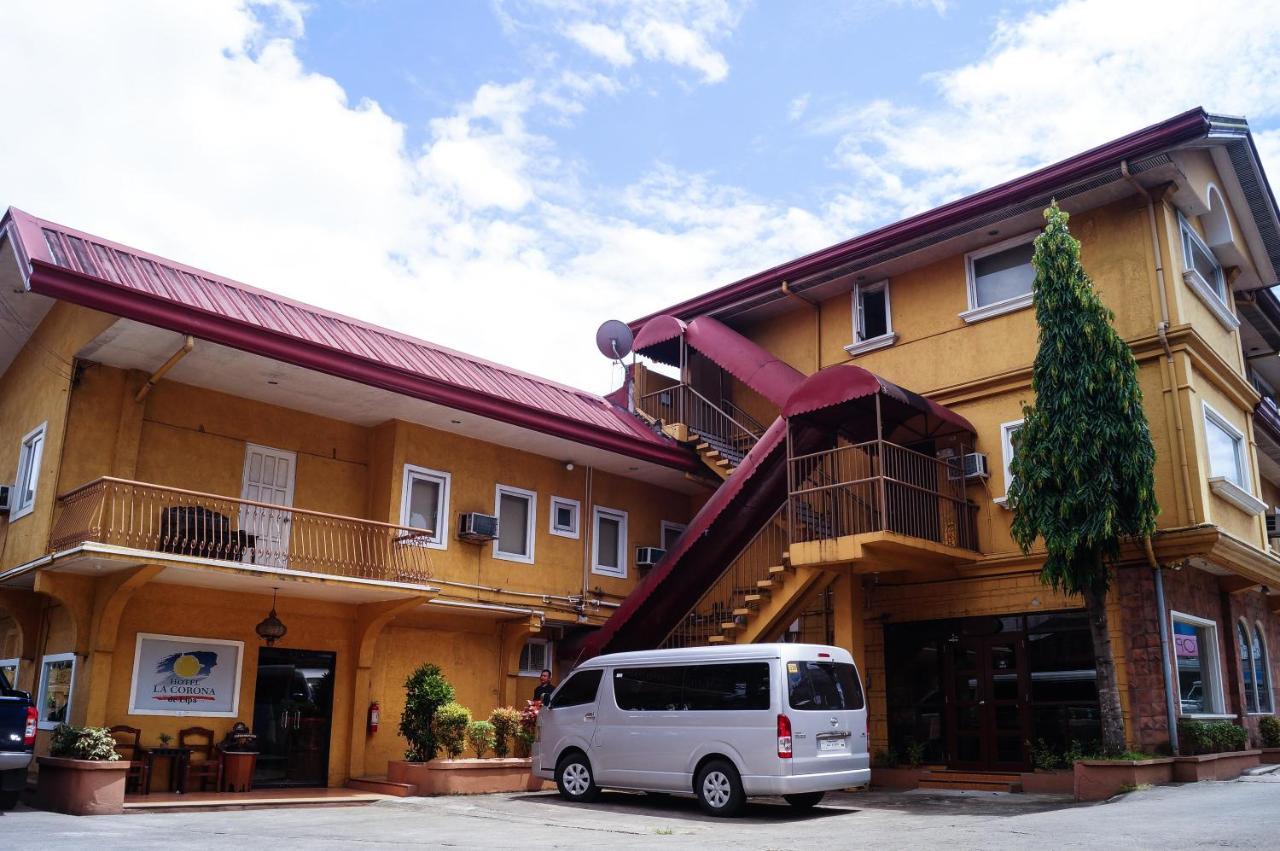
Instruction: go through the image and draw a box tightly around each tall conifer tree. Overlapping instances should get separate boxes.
[1008,202,1158,755]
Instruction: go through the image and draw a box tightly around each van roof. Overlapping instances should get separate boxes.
[578,643,852,668]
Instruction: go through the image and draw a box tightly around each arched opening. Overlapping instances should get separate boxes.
[1203,184,1234,250]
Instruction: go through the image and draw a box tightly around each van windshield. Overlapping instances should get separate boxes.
[787,661,864,711]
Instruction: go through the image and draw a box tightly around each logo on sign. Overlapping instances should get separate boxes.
[152,651,220,703]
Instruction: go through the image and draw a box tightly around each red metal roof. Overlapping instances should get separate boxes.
[2,207,698,472]
[784,363,976,436]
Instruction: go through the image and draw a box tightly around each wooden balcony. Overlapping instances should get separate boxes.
[787,439,980,572]
[49,477,434,586]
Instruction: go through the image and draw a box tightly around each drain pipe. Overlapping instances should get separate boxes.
[1144,535,1181,756]
[135,335,194,402]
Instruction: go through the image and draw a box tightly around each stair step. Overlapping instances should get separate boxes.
[917,778,1022,793]
[732,607,752,617]
[720,622,739,632]
[743,593,767,603]
[756,579,777,589]
[346,777,418,797]
[768,564,790,576]
[707,635,731,644]
[927,771,1021,783]
[714,458,730,467]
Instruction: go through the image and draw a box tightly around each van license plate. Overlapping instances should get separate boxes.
[819,738,847,752]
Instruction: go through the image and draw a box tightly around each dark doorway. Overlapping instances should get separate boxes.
[945,631,1030,770]
[252,648,336,788]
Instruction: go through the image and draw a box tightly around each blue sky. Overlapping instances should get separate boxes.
[4,1,1280,392]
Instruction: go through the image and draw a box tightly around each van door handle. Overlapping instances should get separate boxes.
[584,712,596,721]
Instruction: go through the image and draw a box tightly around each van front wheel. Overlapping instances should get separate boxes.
[783,792,825,810]
[695,759,746,817]
[556,753,600,803]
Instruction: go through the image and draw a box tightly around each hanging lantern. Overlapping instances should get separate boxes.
[255,587,287,646]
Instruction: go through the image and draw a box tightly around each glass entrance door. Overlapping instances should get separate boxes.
[252,648,335,787]
[946,633,1030,771]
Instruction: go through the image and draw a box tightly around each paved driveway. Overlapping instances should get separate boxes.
[4,780,1278,849]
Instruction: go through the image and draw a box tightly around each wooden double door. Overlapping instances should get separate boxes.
[945,632,1031,771]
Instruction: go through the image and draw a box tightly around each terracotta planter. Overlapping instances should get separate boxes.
[1260,747,1280,765]
[1019,770,1074,795]
[1172,750,1261,782]
[36,756,130,816]
[388,758,540,795]
[220,751,257,792]
[869,767,926,790]
[1073,758,1174,802]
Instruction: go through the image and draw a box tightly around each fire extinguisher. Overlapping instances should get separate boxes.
[368,701,381,734]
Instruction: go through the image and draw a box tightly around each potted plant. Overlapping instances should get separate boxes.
[36,725,130,816]
[157,733,172,748]
[1072,747,1174,802]
[1260,716,1280,764]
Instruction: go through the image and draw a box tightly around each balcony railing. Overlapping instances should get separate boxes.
[788,440,979,552]
[636,382,762,466]
[50,477,434,584]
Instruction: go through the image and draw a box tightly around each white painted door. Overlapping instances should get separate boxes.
[240,444,297,567]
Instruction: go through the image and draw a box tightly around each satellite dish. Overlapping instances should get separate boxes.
[595,319,634,361]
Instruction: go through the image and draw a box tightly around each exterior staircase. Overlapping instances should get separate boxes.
[916,770,1024,793]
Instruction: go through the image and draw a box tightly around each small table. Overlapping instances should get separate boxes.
[144,746,192,794]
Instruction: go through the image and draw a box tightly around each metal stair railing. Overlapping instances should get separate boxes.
[636,382,762,464]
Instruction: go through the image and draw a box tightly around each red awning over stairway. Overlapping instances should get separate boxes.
[784,363,976,437]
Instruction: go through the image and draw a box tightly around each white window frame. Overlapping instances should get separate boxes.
[493,484,536,564]
[11,422,47,521]
[591,505,629,578]
[36,652,76,731]
[517,638,551,677]
[549,496,580,539]
[1170,611,1229,718]
[1178,211,1239,330]
[661,520,687,551]
[1202,402,1266,514]
[1246,620,1275,715]
[994,418,1024,509]
[960,230,1039,324]
[845,279,897,355]
[399,465,451,549]
[0,657,18,686]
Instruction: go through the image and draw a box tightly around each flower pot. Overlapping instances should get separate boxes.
[1172,750,1261,782]
[388,758,539,795]
[220,751,258,792]
[1019,769,1074,795]
[1072,758,1174,802]
[36,756,130,816]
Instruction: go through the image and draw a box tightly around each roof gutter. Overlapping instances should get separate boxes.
[27,262,701,474]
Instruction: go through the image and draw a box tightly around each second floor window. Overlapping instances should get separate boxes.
[1203,405,1246,488]
[495,485,536,563]
[965,233,1037,318]
[1181,214,1227,302]
[549,496,580,538]
[401,466,450,548]
[592,506,628,578]
[12,422,47,521]
[848,279,894,354]
[999,419,1025,500]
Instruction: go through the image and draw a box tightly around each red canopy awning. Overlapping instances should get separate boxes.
[783,363,975,438]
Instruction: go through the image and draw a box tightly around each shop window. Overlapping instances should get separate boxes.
[962,233,1037,322]
[1240,620,1275,714]
[518,639,550,677]
[12,422,46,521]
[847,279,896,354]
[549,497,580,539]
[400,465,450,548]
[592,506,628,578]
[661,521,686,551]
[37,653,76,730]
[1172,612,1225,716]
[494,485,536,563]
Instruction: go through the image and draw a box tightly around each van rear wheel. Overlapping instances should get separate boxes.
[556,753,600,803]
[783,792,825,810]
[695,759,746,817]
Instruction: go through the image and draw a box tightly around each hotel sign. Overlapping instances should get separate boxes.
[128,633,244,717]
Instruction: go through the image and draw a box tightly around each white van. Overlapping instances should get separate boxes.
[533,643,869,817]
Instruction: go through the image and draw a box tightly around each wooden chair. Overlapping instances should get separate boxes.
[179,726,223,792]
[108,725,151,794]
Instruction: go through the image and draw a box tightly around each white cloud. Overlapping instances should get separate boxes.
[0,0,831,394]
[788,93,810,122]
[814,0,1280,229]
[564,22,634,66]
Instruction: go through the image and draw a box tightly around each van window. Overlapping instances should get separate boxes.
[615,666,683,711]
[614,663,772,711]
[549,669,602,708]
[787,661,864,711]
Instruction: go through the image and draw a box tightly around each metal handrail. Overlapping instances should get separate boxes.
[636,383,761,461]
[49,477,434,584]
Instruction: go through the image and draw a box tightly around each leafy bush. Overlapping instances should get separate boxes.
[903,741,926,768]
[466,720,496,759]
[1029,738,1064,771]
[872,748,899,768]
[514,701,540,758]
[49,725,121,761]
[489,707,521,758]
[432,702,472,760]
[1259,716,1280,749]
[400,664,456,762]
[1178,719,1248,755]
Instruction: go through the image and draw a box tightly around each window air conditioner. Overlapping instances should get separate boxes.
[1267,511,1280,540]
[947,452,989,481]
[635,547,666,568]
[457,512,499,542]
[0,484,10,513]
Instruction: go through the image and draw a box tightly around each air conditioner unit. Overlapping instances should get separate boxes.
[0,484,11,514]
[1268,511,1280,540]
[947,452,989,481]
[635,547,666,568]
[457,512,499,542]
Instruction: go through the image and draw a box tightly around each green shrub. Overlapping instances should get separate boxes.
[466,720,496,759]
[873,748,899,768]
[489,707,521,758]
[1259,716,1280,749]
[904,741,926,768]
[49,725,121,761]
[432,702,472,760]
[1029,738,1064,771]
[400,663,456,762]
[1178,719,1247,755]
[514,702,540,758]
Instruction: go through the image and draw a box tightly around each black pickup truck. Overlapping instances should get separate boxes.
[0,668,35,810]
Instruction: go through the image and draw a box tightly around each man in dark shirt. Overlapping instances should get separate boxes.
[532,669,555,704]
